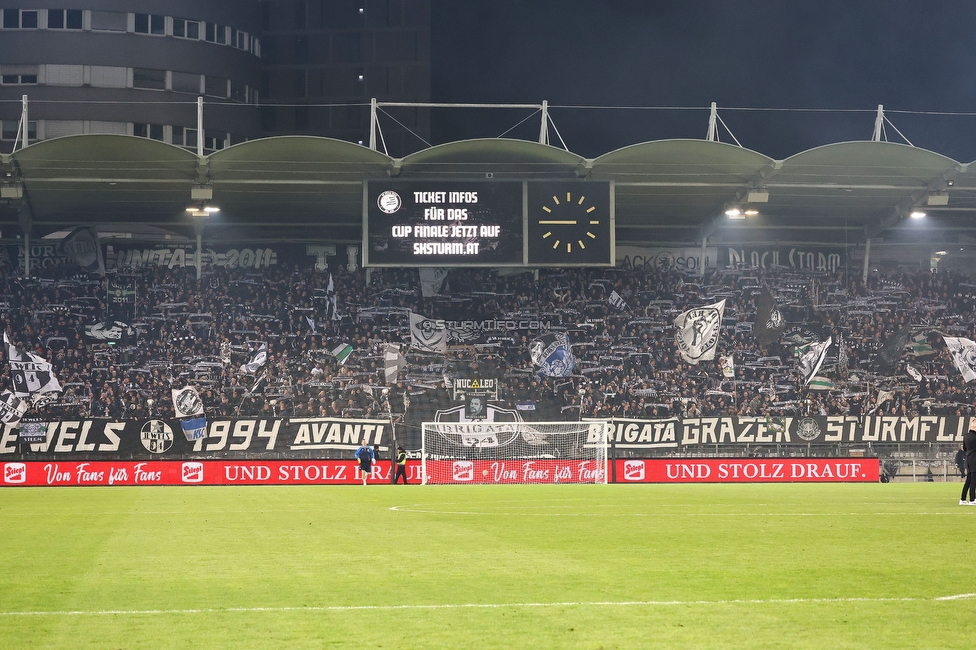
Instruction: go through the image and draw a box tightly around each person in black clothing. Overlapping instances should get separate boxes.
[393,445,408,485]
[956,445,967,481]
[960,424,976,505]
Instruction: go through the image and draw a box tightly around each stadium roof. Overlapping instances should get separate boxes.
[1,133,973,250]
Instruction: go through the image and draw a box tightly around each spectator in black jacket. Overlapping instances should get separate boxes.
[960,424,976,505]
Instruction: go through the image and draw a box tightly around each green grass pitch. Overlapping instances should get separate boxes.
[0,482,971,649]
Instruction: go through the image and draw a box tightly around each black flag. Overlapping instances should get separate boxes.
[753,285,785,349]
[873,325,912,374]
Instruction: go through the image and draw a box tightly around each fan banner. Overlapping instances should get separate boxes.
[874,326,912,374]
[528,332,575,377]
[106,277,137,323]
[0,415,972,464]
[171,387,205,418]
[409,312,448,354]
[753,285,785,348]
[615,458,878,483]
[0,417,390,460]
[59,226,105,275]
[241,342,268,374]
[674,299,725,365]
[798,337,831,385]
[603,415,973,448]
[943,336,976,383]
[0,391,28,427]
[5,333,62,397]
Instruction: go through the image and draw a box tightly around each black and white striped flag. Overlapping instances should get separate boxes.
[608,290,628,311]
[5,333,61,397]
[0,390,28,426]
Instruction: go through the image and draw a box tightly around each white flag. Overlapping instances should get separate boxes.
[798,337,832,385]
[943,336,976,383]
[906,364,923,382]
[409,312,447,354]
[0,390,28,427]
[5,333,61,397]
[674,299,725,365]
[419,268,449,298]
[326,274,339,321]
[384,343,406,383]
[608,290,628,311]
[240,342,267,374]
[172,386,205,419]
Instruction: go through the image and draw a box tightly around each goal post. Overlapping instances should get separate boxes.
[420,420,609,485]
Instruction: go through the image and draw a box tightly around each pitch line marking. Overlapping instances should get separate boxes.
[2,594,974,617]
[387,505,965,517]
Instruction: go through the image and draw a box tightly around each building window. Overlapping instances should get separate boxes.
[171,71,201,94]
[0,120,36,140]
[174,18,200,40]
[206,22,227,44]
[47,9,82,30]
[133,68,166,90]
[21,10,38,28]
[3,9,19,28]
[172,126,198,148]
[134,14,164,35]
[1,74,37,85]
[90,10,126,32]
[205,75,229,98]
[204,132,226,151]
[134,123,164,141]
[1,9,37,28]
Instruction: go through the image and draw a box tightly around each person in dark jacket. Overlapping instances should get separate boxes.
[960,424,976,505]
[355,440,375,486]
[956,445,967,481]
[393,445,408,485]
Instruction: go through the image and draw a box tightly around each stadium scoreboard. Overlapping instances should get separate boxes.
[363,180,613,267]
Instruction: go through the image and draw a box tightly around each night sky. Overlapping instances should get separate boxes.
[431,1,976,161]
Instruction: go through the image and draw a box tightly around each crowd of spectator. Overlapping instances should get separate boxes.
[4,258,976,433]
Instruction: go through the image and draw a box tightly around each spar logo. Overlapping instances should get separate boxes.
[623,460,645,481]
[181,462,204,483]
[4,462,26,484]
[452,461,474,482]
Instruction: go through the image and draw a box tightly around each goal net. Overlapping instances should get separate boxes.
[421,420,609,485]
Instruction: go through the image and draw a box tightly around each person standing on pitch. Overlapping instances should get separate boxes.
[956,444,967,481]
[356,440,375,486]
[960,423,976,505]
[393,445,408,484]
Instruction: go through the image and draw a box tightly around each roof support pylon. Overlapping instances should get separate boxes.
[539,100,549,145]
[872,104,884,142]
[706,102,718,142]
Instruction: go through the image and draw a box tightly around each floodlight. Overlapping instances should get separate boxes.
[910,211,926,219]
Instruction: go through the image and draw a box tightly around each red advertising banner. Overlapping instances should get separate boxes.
[0,458,878,486]
[423,459,607,484]
[615,458,879,483]
[0,460,416,487]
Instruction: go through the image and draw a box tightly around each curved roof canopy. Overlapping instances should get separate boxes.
[1,134,972,249]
